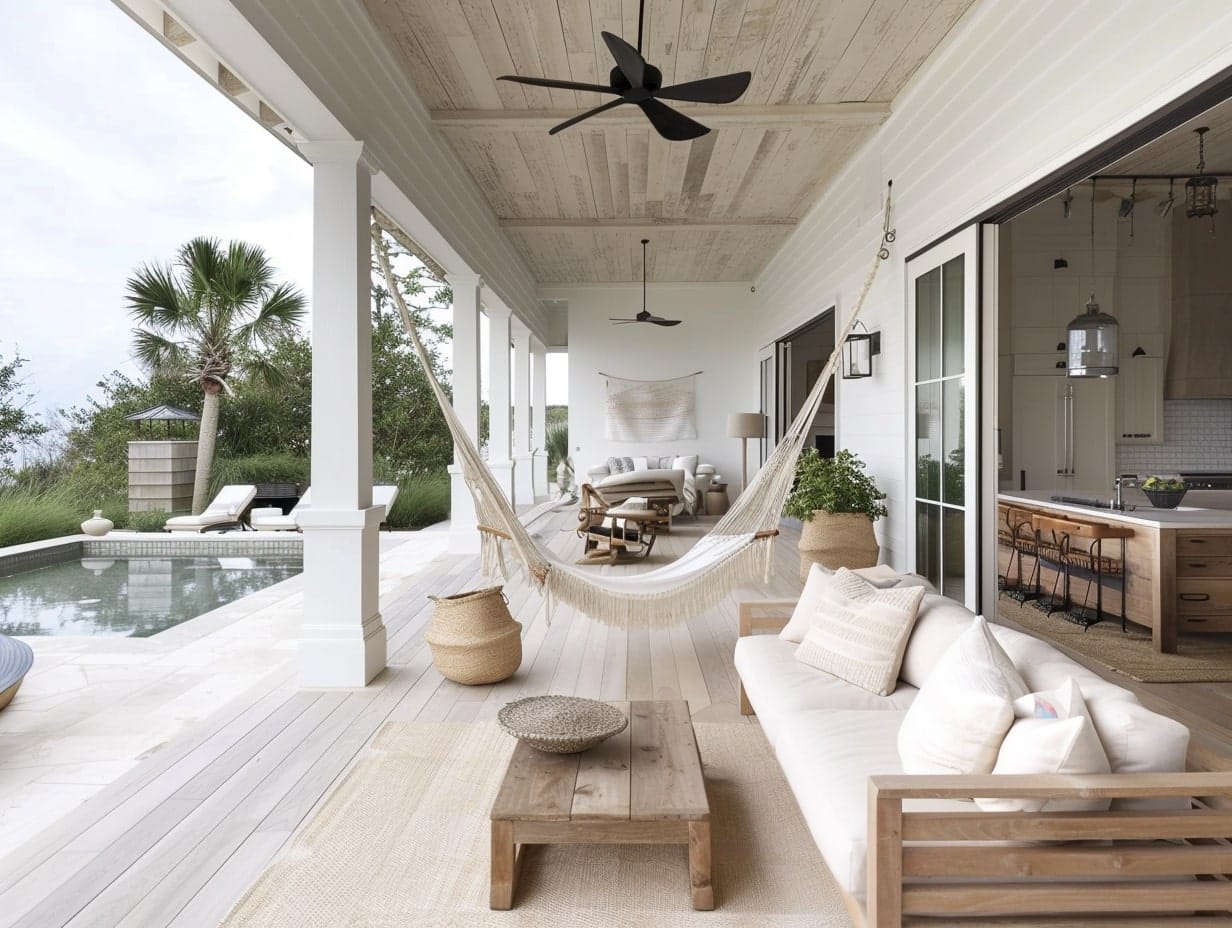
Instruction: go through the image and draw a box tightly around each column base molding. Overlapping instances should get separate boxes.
[299,614,387,688]
[514,452,535,504]
[489,459,516,506]
[448,464,481,554]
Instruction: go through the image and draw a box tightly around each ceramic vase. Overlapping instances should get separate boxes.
[80,510,114,537]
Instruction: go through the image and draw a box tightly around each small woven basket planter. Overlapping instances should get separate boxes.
[797,511,879,581]
[497,695,628,754]
[426,586,522,685]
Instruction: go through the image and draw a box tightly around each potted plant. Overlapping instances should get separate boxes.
[1141,475,1187,509]
[784,447,888,580]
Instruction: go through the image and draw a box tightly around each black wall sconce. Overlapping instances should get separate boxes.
[843,325,881,379]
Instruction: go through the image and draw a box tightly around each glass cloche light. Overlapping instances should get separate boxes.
[1067,295,1119,378]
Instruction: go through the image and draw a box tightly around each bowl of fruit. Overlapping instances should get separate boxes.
[1141,476,1187,509]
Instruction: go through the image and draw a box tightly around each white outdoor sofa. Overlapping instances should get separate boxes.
[585,455,714,516]
[735,565,1232,927]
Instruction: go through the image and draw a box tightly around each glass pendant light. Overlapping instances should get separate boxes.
[1067,178,1119,378]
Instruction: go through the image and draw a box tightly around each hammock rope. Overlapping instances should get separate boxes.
[372,181,894,628]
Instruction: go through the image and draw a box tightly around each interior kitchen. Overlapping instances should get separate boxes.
[996,104,1232,656]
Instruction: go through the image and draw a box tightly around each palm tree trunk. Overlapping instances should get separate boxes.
[192,391,220,514]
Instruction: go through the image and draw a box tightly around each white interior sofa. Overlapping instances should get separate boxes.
[585,454,714,515]
[735,564,1232,927]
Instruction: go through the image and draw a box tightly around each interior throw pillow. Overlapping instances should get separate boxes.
[897,616,1030,776]
[606,456,626,474]
[975,679,1112,813]
[671,454,698,477]
[792,583,926,696]
[780,565,878,643]
[620,456,635,473]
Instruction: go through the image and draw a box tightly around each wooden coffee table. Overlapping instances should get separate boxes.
[489,699,712,910]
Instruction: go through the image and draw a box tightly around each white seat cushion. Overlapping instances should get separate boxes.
[734,635,917,748]
[775,709,971,901]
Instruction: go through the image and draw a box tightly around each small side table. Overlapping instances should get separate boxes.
[706,483,729,517]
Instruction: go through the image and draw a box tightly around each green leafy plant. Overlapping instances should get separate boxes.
[783,447,888,523]
[1142,475,1185,491]
[544,422,569,472]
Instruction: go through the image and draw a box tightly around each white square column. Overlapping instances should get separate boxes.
[296,140,384,688]
[531,338,549,500]
[486,302,515,503]
[447,271,483,554]
[512,326,535,505]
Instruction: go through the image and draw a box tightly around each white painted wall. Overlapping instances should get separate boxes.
[545,284,760,497]
[750,0,1232,569]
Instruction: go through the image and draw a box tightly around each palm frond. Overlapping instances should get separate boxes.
[125,264,195,331]
[131,329,188,375]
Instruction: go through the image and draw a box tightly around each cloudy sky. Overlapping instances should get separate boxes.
[0,2,313,422]
[0,1,565,443]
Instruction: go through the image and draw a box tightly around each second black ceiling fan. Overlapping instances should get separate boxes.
[611,238,680,327]
[498,0,752,141]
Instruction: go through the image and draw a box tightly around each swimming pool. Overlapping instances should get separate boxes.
[0,553,303,637]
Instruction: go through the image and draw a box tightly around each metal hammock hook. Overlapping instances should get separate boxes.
[879,180,896,260]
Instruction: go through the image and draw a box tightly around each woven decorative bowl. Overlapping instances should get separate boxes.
[1144,488,1187,509]
[497,695,628,754]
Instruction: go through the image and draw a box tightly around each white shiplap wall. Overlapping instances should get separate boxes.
[751,0,1232,568]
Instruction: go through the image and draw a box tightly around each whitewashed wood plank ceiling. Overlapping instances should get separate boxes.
[361,0,977,282]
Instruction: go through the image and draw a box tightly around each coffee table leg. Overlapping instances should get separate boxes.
[689,820,714,910]
[490,819,515,909]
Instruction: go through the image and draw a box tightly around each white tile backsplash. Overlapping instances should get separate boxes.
[1117,399,1232,474]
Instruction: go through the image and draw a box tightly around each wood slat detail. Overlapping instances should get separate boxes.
[489,741,580,822]
[902,880,1232,917]
[570,700,632,821]
[902,809,1232,843]
[903,843,1232,879]
[873,772,1232,800]
[629,700,708,821]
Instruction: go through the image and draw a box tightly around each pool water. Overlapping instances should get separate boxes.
[0,556,303,637]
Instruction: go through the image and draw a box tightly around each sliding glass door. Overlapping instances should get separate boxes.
[906,226,979,606]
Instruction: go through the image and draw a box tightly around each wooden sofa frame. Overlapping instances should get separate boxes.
[738,599,1232,926]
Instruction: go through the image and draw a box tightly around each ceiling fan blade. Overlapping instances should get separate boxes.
[637,98,710,141]
[601,30,645,88]
[498,75,618,95]
[656,71,752,104]
[610,319,641,324]
[550,98,626,135]
[649,318,682,327]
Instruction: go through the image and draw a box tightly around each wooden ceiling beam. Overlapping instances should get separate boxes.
[501,218,796,231]
[431,102,890,132]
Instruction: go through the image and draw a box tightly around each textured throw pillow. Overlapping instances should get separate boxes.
[671,454,698,477]
[780,565,877,643]
[606,456,625,474]
[976,680,1112,813]
[620,456,635,473]
[792,583,926,696]
[897,616,1030,775]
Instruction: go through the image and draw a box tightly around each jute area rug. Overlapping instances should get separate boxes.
[998,595,1232,683]
[222,721,852,928]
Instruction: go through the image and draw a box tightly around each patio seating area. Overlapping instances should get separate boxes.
[5,504,1232,926]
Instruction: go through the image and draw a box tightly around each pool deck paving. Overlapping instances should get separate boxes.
[0,529,446,859]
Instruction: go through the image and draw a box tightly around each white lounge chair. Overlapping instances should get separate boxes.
[250,485,400,532]
[163,485,258,533]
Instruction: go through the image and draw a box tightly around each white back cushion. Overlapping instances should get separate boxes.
[899,594,974,689]
[898,616,1029,775]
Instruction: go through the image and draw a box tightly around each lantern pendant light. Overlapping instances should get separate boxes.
[1185,126,1218,221]
[1067,178,1119,378]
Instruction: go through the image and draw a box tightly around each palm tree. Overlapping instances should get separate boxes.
[126,237,307,514]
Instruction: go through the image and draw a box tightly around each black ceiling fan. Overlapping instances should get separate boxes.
[611,239,680,327]
[498,0,751,141]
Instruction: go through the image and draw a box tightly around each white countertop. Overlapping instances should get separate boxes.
[998,491,1232,529]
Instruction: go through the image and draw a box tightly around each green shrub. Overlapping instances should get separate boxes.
[783,448,888,523]
[123,509,171,532]
[386,472,449,529]
[0,489,83,547]
[209,454,309,497]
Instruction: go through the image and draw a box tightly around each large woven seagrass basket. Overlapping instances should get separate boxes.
[425,586,522,685]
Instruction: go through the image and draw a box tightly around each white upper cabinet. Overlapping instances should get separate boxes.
[1117,353,1164,444]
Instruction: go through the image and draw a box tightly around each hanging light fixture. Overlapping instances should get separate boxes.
[1061,187,1073,220]
[1185,126,1218,221]
[842,321,881,379]
[1067,178,1119,378]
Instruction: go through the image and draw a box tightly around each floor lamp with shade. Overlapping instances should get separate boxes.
[727,413,764,495]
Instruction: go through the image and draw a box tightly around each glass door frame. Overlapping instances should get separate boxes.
[905,224,981,608]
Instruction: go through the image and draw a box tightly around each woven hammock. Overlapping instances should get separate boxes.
[372,185,894,629]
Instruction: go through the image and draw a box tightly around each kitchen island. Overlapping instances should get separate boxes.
[998,491,1232,653]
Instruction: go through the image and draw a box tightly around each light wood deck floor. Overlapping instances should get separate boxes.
[5,503,1232,928]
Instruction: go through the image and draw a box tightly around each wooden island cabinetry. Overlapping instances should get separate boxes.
[998,494,1232,654]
